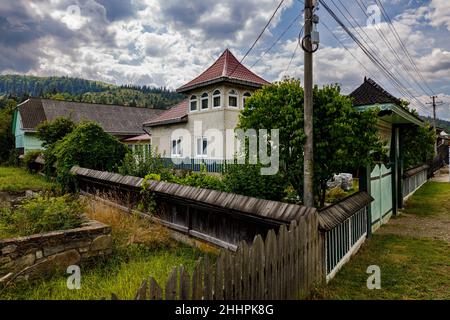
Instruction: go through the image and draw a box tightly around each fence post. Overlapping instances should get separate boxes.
[359,165,372,237]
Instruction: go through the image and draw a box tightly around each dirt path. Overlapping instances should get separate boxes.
[377,212,450,242]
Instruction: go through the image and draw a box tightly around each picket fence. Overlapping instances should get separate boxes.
[112,215,324,300]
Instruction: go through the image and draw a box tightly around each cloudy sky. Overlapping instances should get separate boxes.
[1,0,449,119]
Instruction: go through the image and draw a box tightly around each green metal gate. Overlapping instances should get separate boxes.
[370,164,393,231]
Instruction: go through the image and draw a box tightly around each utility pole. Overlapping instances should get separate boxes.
[427,95,443,153]
[303,0,318,207]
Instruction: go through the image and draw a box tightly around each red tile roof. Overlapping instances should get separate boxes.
[177,49,270,93]
[143,100,188,127]
[123,134,151,142]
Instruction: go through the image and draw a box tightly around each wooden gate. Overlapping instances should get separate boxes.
[370,164,393,232]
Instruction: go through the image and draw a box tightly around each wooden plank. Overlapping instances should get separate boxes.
[265,230,276,300]
[179,265,190,300]
[203,256,212,300]
[191,258,203,300]
[149,277,163,300]
[165,267,178,300]
[214,253,224,300]
[134,280,148,300]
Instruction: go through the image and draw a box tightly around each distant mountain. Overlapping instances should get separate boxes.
[420,116,450,132]
[0,75,184,109]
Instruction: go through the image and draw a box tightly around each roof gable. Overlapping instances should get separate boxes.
[177,49,270,93]
[349,77,403,107]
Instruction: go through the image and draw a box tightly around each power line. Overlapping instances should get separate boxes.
[327,0,428,113]
[251,12,303,68]
[319,0,429,114]
[334,0,429,106]
[230,0,287,77]
[283,27,304,77]
[374,0,435,96]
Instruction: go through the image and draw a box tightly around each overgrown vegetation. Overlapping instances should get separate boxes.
[23,150,42,173]
[0,195,86,238]
[0,166,53,192]
[47,122,128,191]
[1,200,213,300]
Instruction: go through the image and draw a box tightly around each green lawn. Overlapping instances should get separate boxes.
[0,243,209,300]
[0,167,53,192]
[313,182,450,300]
[403,182,450,218]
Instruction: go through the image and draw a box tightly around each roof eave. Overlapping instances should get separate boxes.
[176,77,268,93]
[354,103,425,127]
[143,116,189,128]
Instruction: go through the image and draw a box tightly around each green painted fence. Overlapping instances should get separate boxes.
[370,164,393,231]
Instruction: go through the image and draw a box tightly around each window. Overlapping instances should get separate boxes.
[243,92,251,107]
[212,90,221,108]
[228,89,238,108]
[190,95,198,112]
[196,137,208,157]
[201,93,209,110]
[171,138,182,157]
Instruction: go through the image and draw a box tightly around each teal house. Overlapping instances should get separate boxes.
[12,98,165,155]
[350,78,426,232]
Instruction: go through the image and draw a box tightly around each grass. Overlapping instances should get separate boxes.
[0,244,206,300]
[312,234,450,300]
[0,199,214,300]
[403,182,450,218]
[313,181,450,300]
[0,166,53,192]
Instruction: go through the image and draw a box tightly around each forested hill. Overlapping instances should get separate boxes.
[0,75,184,109]
[420,116,450,132]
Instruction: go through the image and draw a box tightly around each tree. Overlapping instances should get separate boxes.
[239,79,381,207]
[0,98,16,163]
[399,100,436,169]
[51,122,128,190]
[37,117,76,148]
[401,124,435,170]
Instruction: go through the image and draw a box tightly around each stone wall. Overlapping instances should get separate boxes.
[0,220,112,283]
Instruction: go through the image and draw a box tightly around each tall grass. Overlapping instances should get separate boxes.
[0,166,53,192]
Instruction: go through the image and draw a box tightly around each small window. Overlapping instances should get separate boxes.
[228,89,238,108]
[212,90,221,108]
[196,137,208,157]
[201,93,209,110]
[243,92,251,107]
[171,138,182,157]
[190,95,198,112]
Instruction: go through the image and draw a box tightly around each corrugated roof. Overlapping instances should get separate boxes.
[177,49,270,93]
[143,99,188,127]
[350,77,403,107]
[17,98,165,136]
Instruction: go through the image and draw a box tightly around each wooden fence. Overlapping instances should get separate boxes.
[402,164,429,201]
[114,214,324,300]
[71,166,316,250]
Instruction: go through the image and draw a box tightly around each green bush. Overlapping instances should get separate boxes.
[223,163,287,201]
[118,147,174,181]
[49,122,128,191]
[178,165,225,191]
[0,195,86,237]
[23,150,42,173]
